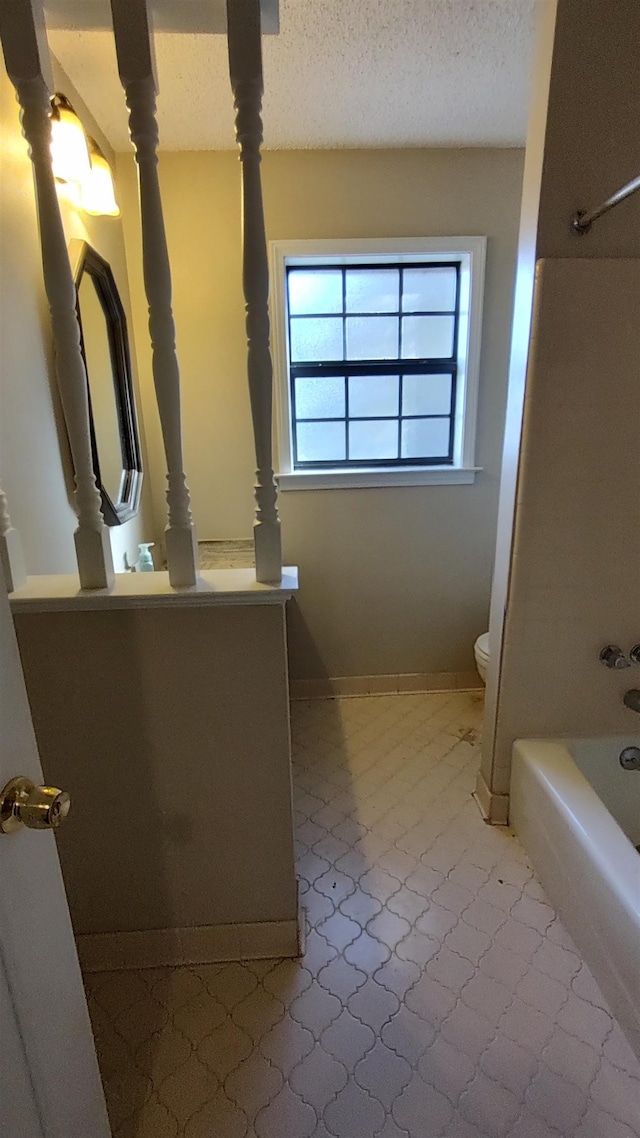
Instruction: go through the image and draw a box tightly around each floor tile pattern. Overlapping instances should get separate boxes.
[84,692,640,1137]
[197,540,254,570]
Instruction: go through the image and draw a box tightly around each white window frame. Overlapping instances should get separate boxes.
[269,237,486,490]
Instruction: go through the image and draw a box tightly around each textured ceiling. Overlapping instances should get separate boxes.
[44,0,280,33]
[48,0,537,152]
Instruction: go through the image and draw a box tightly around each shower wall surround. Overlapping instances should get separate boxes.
[481,0,640,818]
[482,258,640,817]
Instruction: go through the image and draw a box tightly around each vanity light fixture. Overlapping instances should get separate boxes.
[82,138,120,217]
[50,93,91,184]
[50,95,119,217]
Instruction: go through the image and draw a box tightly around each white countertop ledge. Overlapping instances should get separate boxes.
[9,568,299,613]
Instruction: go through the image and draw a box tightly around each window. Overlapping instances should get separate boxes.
[270,239,486,489]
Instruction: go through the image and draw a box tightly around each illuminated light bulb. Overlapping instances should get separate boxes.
[50,94,91,184]
[82,143,120,217]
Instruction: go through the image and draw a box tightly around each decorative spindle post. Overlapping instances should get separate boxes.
[0,487,26,593]
[110,0,198,588]
[227,0,282,584]
[0,0,114,590]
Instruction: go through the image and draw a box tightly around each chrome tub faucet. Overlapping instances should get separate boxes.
[623,690,640,714]
[599,645,630,669]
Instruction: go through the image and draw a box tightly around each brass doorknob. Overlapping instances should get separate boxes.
[0,776,71,834]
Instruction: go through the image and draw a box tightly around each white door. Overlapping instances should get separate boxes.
[0,563,110,1138]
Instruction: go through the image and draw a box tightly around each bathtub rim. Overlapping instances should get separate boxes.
[511,735,640,1061]
[513,737,640,921]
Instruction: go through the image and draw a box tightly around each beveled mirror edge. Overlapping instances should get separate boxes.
[69,237,143,526]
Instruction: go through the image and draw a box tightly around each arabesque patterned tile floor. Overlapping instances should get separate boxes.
[84,692,640,1137]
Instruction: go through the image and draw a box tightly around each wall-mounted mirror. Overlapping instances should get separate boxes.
[70,239,142,525]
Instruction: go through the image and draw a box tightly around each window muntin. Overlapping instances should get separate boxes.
[286,262,461,469]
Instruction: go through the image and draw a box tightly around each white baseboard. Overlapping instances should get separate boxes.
[474,769,510,825]
[290,670,483,700]
[78,913,302,972]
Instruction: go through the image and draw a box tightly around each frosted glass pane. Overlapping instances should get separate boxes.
[295,376,345,419]
[288,270,342,314]
[349,375,399,417]
[296,421,346,463]
[401,418,451,459]
[346,316,398,360]
[402,374,452,416]
[401,315,454,359]
[402,268,457,312]
[345,269,399,313]
[290,317,343,362]
[349,420,398,460]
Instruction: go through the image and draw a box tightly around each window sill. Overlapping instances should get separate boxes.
[276,467,481,490]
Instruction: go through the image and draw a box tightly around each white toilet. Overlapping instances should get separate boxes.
[474,632,490,684]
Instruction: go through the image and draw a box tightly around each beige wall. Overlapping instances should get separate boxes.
[15,602,297,934]
[481,0,640,813]
[0,58,157,578]
[118,148,524,679]
[535,0,640,262]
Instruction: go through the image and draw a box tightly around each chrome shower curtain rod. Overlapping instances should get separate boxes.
[572,173,640,234]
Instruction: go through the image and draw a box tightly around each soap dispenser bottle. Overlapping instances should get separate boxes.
[137,543,155,572]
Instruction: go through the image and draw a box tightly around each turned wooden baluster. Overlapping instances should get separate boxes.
[110,0,197,587]
[0,487,26,593]
[0,0,114,590]
[227,0,282,584]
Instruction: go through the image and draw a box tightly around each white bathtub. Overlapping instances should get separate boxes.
[511,735,640,1059]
